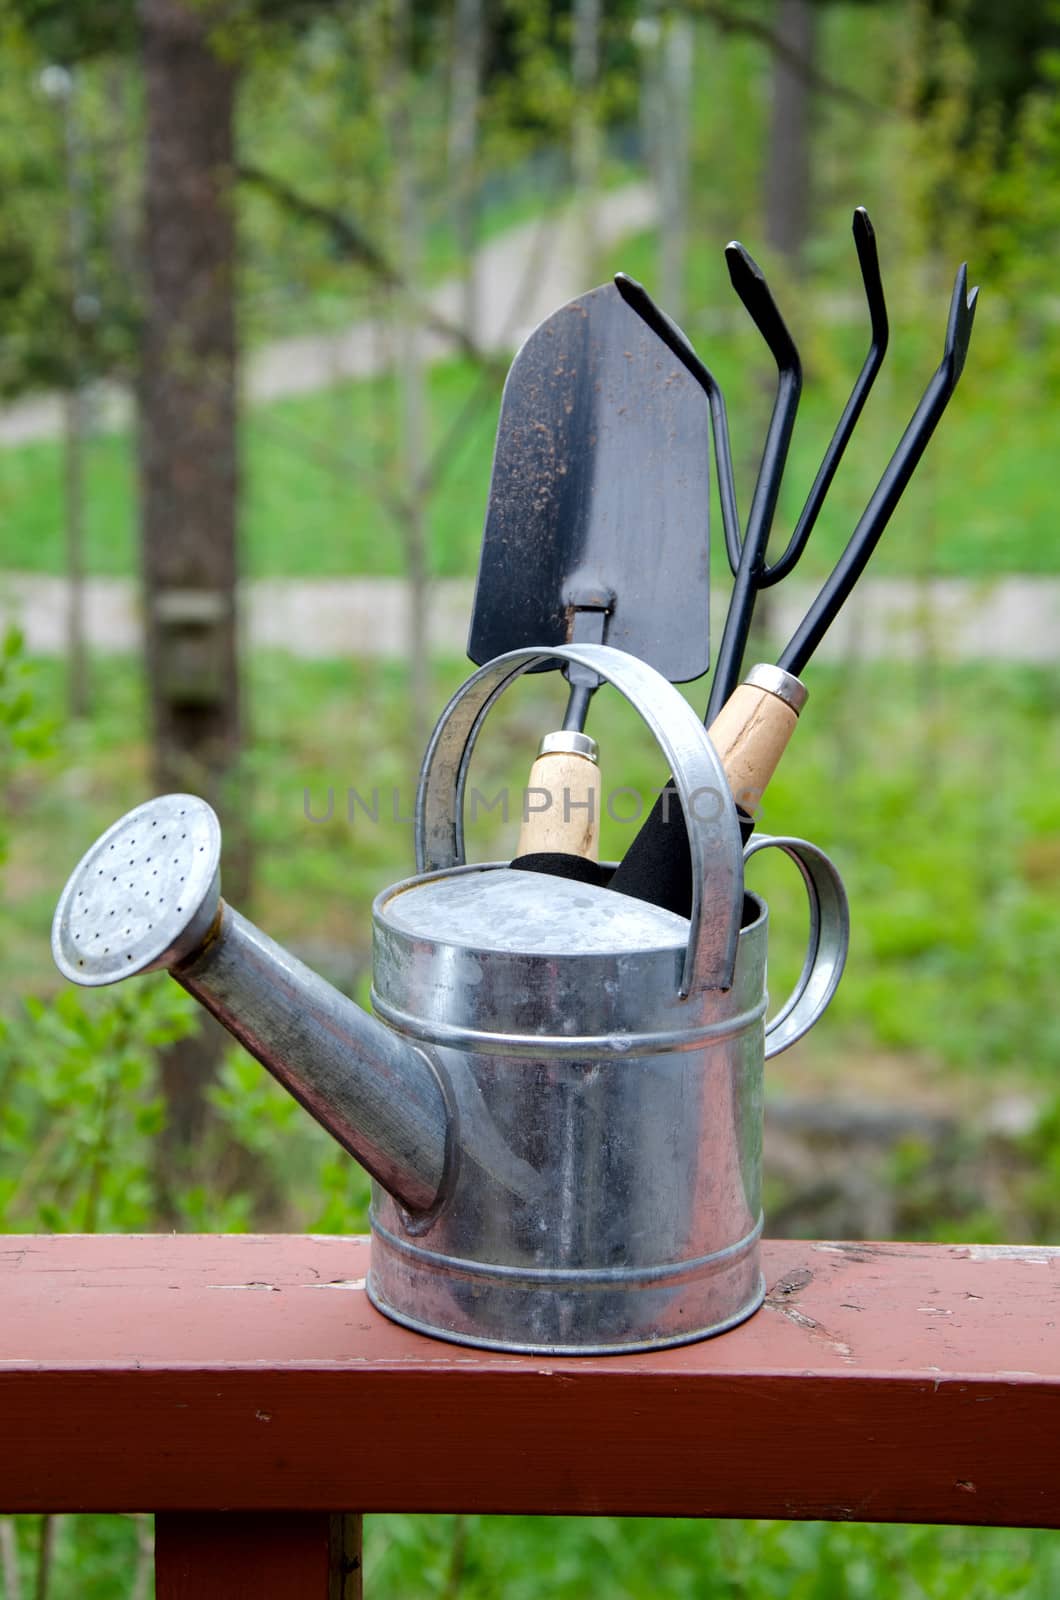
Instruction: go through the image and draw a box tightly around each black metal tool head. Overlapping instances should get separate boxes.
[944,262,978,385]
[778,260,979,678]
[468,282,712,685]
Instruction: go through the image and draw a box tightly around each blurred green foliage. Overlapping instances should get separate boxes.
[365,1513,1060,1598]
[0,625,56,862]
[0,981,192,1232]
[10,1503,1057,1597]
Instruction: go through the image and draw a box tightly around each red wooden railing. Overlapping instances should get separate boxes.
[3,1234,1058,1595]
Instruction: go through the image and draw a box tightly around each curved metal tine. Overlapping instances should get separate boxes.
[760,206,890,589]
[704,244,803,723]
[613,272,743,572]
[779,265,979,678]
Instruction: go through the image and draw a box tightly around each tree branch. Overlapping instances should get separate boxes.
[239,160,398,284]
[683,0,886,118]
[237,161,506,375]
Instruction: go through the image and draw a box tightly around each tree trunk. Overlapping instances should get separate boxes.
[448,0,484,345]
[763,0,816,270]
[62,389,88,721]
[756,0,816,622]
[389,0,431,761]
[61,74,89,721]
[642,11,693,323]
[572,0,601,286]
[139,0,244,1196]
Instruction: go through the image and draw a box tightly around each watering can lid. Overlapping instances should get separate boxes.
[380,863,692,958]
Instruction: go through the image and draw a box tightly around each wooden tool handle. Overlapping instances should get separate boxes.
[516,733,601,860]
[708,664,808,818]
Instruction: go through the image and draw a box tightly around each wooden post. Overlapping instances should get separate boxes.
[155,1512,362,1598]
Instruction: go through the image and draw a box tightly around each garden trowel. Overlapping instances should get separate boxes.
[468,281,712,864]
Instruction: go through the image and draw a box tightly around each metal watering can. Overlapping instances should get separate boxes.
[52,645,848,1354]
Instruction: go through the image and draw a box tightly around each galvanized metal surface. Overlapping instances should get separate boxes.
[51,793,221,987]
[369,879,772,1353]
[53,794,451,1216]
[368,854,845,1351]
[362,645,849,1352]
[745,833,849,1056]
[173,907,450,1216]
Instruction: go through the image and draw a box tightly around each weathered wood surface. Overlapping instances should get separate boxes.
[154,1512,361,1599]
[2,1234,1058,1526]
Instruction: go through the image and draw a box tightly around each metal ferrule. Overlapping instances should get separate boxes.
[537,729,598,763]
[744,662,808,714]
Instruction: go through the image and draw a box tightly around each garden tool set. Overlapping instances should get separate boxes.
[52,209,977,1355]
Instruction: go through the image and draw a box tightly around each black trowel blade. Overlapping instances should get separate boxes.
[468,282,711,683]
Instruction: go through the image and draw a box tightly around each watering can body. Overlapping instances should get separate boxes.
[52,645,847,1354]
[370,862,771,1352]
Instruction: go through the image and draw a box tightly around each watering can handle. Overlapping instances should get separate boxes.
[744,834,850,1058]
[415,643,744,998]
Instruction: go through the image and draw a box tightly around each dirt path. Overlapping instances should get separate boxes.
[3,572,1056,661]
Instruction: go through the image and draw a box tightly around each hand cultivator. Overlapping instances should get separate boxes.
[609,210,977,913]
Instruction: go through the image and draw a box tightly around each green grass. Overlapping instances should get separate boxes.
[2,266,1058,579]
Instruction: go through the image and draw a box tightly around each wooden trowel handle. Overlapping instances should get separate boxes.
[516,732,601,860]
[708,664,808,817]
[514,664,804,866]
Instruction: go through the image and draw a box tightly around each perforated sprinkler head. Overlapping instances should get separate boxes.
[51,794,221,987]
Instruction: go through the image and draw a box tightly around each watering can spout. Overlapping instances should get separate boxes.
[51,794,449,1216]
[172,904,448,1212]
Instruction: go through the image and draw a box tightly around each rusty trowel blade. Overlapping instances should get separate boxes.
[468,282,711,682]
